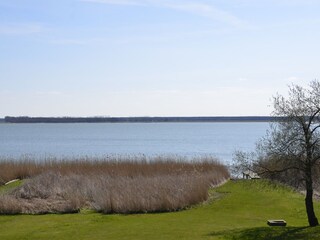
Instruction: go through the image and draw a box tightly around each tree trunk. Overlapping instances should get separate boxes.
[305,178,319,227]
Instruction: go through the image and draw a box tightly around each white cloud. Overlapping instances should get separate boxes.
[237,77,249,82]
[50,39,88,45]
[232,0,319,6]
[284,77,310,86]
[0,23,44,35]
[35,91,64,96]
[285,76,301,82]
[80,0,247,28]
[80,0,145,6]
[161,1,246,27]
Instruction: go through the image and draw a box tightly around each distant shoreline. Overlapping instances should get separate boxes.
[2,116,281,123]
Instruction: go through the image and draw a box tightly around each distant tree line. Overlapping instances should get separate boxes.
[4,116,282,123]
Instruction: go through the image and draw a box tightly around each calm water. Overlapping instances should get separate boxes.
[0,122,269,163]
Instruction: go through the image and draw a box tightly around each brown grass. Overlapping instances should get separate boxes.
[0,156,229,214]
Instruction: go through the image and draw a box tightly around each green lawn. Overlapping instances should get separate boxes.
[0,180,22,194]
[0,180,320,239]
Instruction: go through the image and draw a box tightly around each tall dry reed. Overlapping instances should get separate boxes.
[0,156,229,214]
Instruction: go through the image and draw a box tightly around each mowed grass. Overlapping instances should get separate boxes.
[0,180,22,194]
[1,180,320,240]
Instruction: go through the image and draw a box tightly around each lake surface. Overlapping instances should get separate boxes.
[0,122,270,163]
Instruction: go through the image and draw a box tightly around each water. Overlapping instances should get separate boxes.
[0,122,269,163]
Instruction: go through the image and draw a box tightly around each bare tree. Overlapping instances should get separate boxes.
[236,80,320,227]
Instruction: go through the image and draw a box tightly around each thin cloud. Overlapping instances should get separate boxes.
[80,0,145,6]
[234,0,319,6]
[35,91,64,96]
[50,39,88,45]
[161,2,246,28]
[284,77,309,86]
[80,0,247,28]
[0,23,44,35]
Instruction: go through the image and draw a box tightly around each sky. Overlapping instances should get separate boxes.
[1,0,320,117]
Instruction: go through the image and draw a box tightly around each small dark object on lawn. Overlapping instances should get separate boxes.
[267,220,287,226]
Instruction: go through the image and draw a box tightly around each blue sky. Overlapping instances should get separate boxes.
[1,0,320,117]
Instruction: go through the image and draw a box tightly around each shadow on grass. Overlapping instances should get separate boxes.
[208,226,320,240]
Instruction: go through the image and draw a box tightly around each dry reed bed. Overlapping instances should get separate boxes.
[0,157,229,214]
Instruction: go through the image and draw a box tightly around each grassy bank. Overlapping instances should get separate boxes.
[1,180,320,239]
[0,157,229,214]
